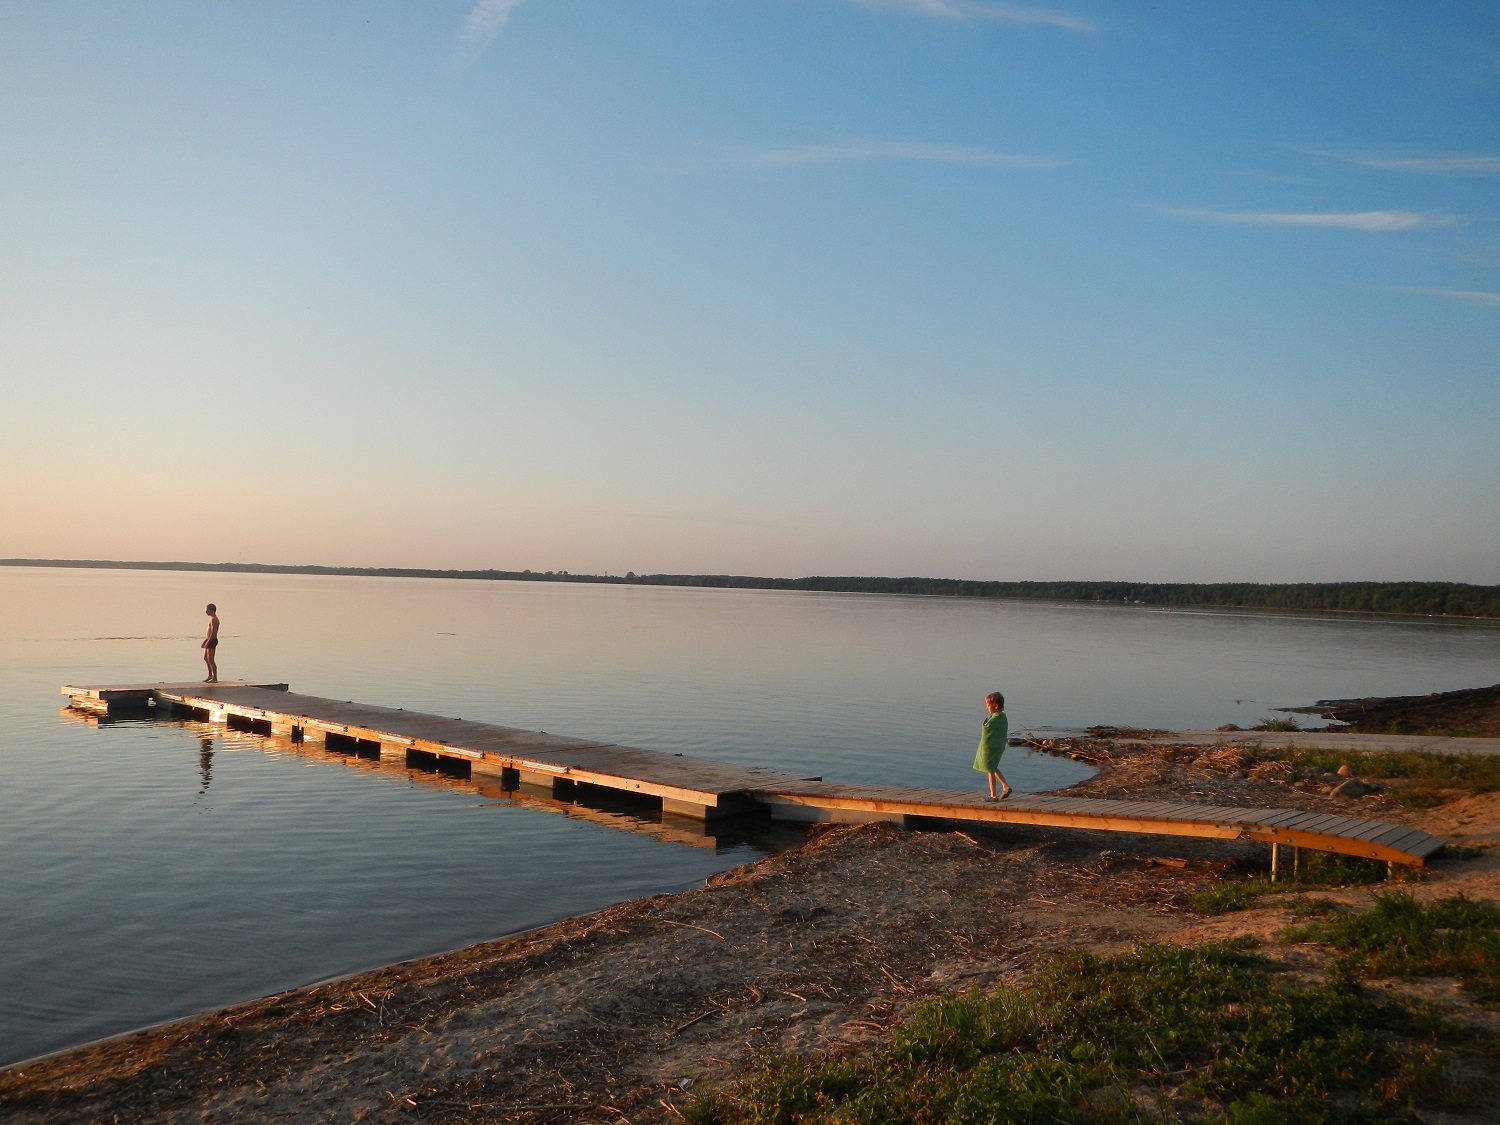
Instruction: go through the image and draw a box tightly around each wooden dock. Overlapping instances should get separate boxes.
[63,682,818,819]
[63,681,1449,868]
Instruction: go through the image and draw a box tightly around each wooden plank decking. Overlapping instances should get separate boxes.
[62,681,1449,867]
[751,781,1447,866]
[64,682,818,817]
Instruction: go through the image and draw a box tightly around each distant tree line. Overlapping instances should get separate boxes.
[616,576,1500,618]
[4,559,1497,619]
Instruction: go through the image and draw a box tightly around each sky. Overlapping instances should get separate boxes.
[0,1,1496,583]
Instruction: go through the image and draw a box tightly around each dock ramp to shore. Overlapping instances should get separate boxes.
[63,682,1448,869]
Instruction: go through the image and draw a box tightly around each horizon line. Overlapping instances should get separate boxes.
[1,558,1494,595]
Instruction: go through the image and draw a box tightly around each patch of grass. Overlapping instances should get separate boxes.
[1286,892,1500,1004]
[1255,715,1302,732]
[1192,855,1392,915]
[683,941,1488,1124]
[1388,788,1447,810]
[1192,881,1261,915]
[1441,843,1489,861]
[1277,748,1500,792]
[1285,895,1343,919]
[1291,851,1392,887]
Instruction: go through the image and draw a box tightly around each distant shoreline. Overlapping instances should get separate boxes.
[3,557,1498,620]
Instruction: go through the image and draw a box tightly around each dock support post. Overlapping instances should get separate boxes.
[663,794,755,821]
[1293,846,1300,880]
[1270,842,1279,883]
[761,800,909,827]
[270,717,303,742]
[662,797,709,819]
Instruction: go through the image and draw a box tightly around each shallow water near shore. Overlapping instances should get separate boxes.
[2,566,1497,1066]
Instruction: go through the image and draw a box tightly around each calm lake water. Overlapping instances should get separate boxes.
[2,565,1497,1066]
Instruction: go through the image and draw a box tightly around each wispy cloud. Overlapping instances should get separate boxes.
[1160,206,1460,232]
[1379,285,1500,308]
[451,0,1093,63]
[456,0,527,63]
[734,139,1068,169]
[1302,149,1500,176]
[847,0,1098,31]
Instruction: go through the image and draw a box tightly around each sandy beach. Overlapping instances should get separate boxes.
[4,730,1497,1124]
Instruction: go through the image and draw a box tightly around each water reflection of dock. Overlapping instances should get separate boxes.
[478,782,726,850]
[62,700,745,852]
[63,681,1449,869]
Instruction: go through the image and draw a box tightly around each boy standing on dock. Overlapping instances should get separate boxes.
[202,604,220,683]
[974,691,1012,801]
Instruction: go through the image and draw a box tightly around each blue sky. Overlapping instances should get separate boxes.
[1,1,1496,582]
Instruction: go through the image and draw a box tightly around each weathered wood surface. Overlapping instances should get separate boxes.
[62,680,287,711]
[751,780,1447,865]
[61,682,1448,865]
[63,683,816,810]
[66,693,724,850]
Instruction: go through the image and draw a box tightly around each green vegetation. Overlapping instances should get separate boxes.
[1442,843,1490,861]
[1191,854,1393,915]
[683,940,1490,1124]
[619,579,1500,619]
[1190,882,1262,915]
[5,559,1499,619]
[1388,789,1447,810]
[1284,895,1343,919]
[1278,748,1500,792]
[1286,892,1500,1004]
[1294,851,1395,885]
[1255,716,1301,732]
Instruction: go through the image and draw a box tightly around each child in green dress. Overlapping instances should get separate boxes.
[973,691,1012,801]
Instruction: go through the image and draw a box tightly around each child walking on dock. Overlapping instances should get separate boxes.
[973,691,1011,801]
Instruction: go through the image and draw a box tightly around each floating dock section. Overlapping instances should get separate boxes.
[63,681,815,820]
[63,682,1449,869]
